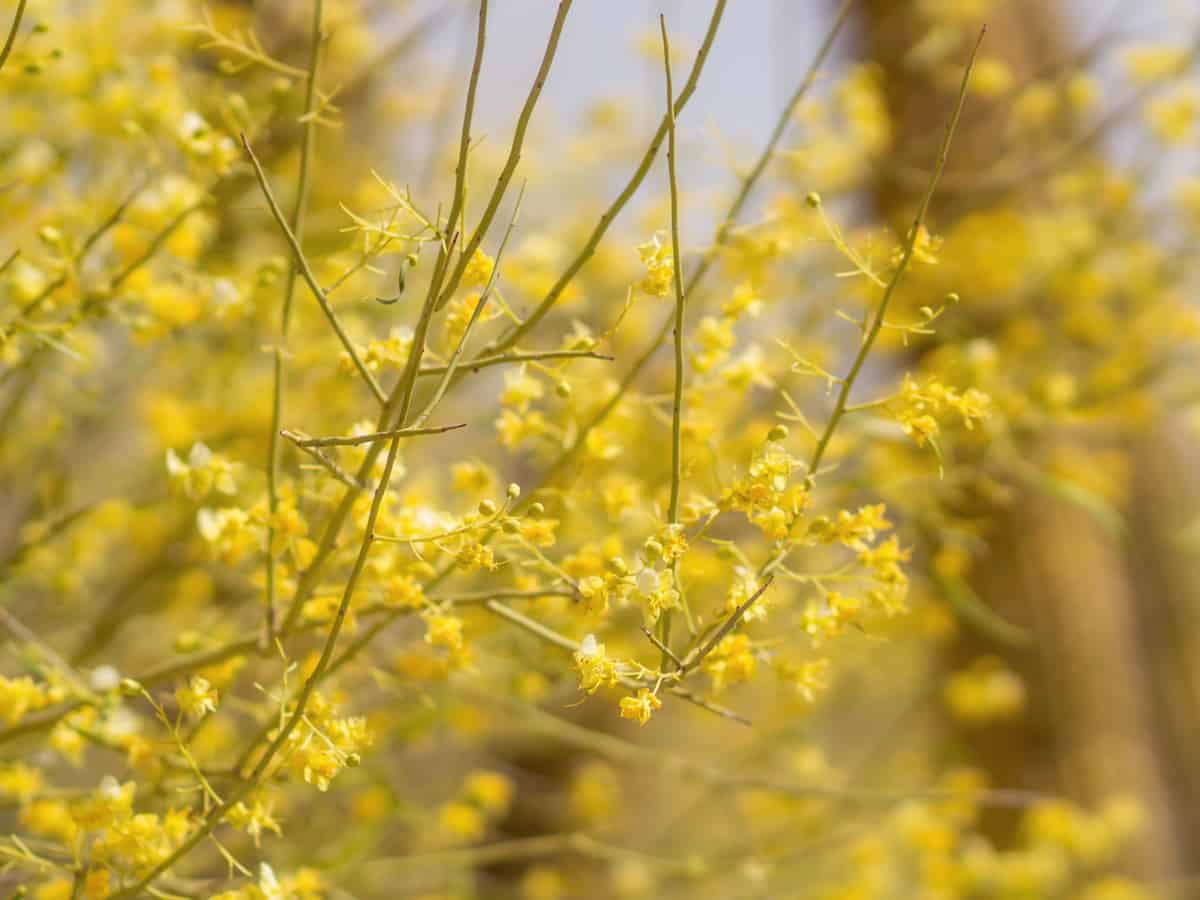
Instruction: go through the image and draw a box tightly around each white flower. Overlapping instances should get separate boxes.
[90,665,120,692]
[178,111,209,141]
[635,567,659,597]
[99,774,122,798]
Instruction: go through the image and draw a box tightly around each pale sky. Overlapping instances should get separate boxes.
[414,0,1184,148]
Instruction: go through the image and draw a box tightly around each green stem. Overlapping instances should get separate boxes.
[432,0,573,311]
[760,27,985,579]
[519,0,856,500]
[0,0,26,73]
[240,135,386,406]
[486,0,728,352]
[265,0,323,647]
[416,348,611,377]
[659,15,687,667]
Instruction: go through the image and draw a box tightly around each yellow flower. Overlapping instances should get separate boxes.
[196,507,258,565]
[634,566,680,623]
[501,365,545,412]
[519,517,559,548]
[691,315,736,373]
[521,866,566,900]
[463,770,514,817]
[455,542,497,572]
[461,248,495,288]
[574,634,619,694]
[0,762,43,800]
[944,656,1025,724]
[1123,44,1189,84]
[165,442,237,499]
[569,761,621,824]
[1145,88,1199,143]
[175,675,218,719]
[779,658,830,703]
[423,613,465,652]
[438,801,486,843]
[618,688,662,726]
[21,799,79,843]
[702,634,757,693]
[0,675,52,725]
[34,879,74,900]
[384,574,426,609]
[71,777,136,831]
[970,57,1014,98]
[636,233,674,297]
[226,795,282,846]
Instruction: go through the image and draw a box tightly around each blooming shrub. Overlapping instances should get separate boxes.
[0,0,1196,897]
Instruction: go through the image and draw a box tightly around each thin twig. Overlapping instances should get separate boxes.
[417,348,612,377]
[109,200,209,294]
[240,134,387,406]
[281,422,465,448]
[680,576,773,674]
[804,28,985,484]
[288,440,364,491]
[659,14,687,667]
[0,248,19,276]
[265,0,324,648]
[484,599,579,652]
[4,169,164,335]
[439,0,488,281]
[259,0,827,743]
[432,0,573,310]
[0,587,575,748]
[669,685,752,727]
[516,0,855,496]
[113,420,412,896]
[661,15,686,527]
[414,182,526,427]
[486,0,728,352]
[761,28,984,581]
[0,0,27,73]
[267,0,488,635]
[0,502,98,574]
[482,600,748,725]
[641,625,684,669]
[0,607,94,700]
[271,226,455,634]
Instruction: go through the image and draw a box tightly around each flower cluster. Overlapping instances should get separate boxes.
[0,1,1190,897]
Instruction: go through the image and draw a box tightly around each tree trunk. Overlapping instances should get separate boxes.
[847,0,1187,878]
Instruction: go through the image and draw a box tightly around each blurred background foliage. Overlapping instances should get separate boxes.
[2,0,1200,897]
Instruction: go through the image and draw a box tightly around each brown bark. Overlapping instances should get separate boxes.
[856,0,1067,223]
[848,0,1188,878]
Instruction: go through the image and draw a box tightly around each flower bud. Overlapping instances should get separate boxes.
[174,631,202,653]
